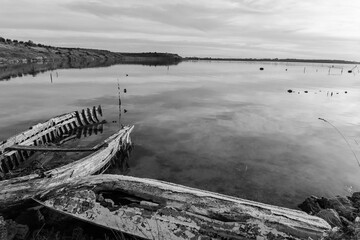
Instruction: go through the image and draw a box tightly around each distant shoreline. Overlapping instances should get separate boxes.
[1,36,359,81]
[184,57,360,65]
[0,37,182,80]
[0,38,182,66]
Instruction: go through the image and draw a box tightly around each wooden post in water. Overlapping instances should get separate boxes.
[117,78,122,128]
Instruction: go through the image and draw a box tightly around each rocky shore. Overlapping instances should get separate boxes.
[0,204,135,240]
[299,192,360,239]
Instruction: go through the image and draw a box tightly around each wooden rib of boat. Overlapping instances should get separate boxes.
[35,174,331,240]
[0,106,134,210]
[0,105,104,175]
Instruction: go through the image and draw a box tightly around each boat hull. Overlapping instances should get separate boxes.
[0,105,134,210]
[35,174,331,240]
[0,106,104,174]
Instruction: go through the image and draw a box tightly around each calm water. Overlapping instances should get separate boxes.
[1,61,360,208]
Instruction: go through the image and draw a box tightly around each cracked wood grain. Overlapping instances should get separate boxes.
[36,174,331,240]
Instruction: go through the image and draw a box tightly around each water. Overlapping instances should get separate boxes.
[1,61,360,208]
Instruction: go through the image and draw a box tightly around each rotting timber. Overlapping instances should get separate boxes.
[0,105,134,210]
[0,105,104,175]
[35,174,332,240]
[0,106,332,239]
[0,126,133,210]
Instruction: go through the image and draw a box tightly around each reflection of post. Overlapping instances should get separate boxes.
[109,144,132,174]
[50,73,53,83]
[117,78,122,128]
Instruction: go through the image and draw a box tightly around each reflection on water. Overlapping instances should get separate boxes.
[1,61,360,208]
[59,124,104,145]
[105,144,133,175]
[0,58,181,81]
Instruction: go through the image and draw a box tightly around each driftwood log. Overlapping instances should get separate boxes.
[36,174,331,240]
[0,126,133,210]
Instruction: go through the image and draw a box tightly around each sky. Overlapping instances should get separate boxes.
[0,0,360,61]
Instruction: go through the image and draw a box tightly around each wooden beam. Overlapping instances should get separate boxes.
[5,143,108,152]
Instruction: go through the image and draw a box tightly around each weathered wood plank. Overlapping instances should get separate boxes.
[10,118,75,147]
[85,108,96,124]
[0,126,134,210]
[91,106,100,123]
[0,117,80,167]
[70,121,78,129]
[62,124,69,133]
[5,144,107,152]
[95,105,102,117]
[0,106,104,155]
[81,110,90,126]
[36,174,331,240]
[75,111,86,127]
[0,112,74,152]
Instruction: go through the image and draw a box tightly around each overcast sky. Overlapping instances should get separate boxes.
[1,0,359,60]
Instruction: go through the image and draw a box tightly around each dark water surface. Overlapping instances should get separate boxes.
[1,61,360,208]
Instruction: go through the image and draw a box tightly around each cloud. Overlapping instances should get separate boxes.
[62,0,264,31]
[0,0,360,60]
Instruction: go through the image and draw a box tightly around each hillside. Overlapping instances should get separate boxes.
[0,37,182,80]
[0,38,181,66]
[0,38,117,65]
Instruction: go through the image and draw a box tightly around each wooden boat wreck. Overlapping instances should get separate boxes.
[0,106,134,210]
[35,174,332,240]
[0,105,104,175]
[0,106,332,239]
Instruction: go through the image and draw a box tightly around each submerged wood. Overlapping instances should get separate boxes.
[0,126,134,210]
[6,143,108,152]
[36,174,331,240]
[0,105,104,173]
[58,124,104,145]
